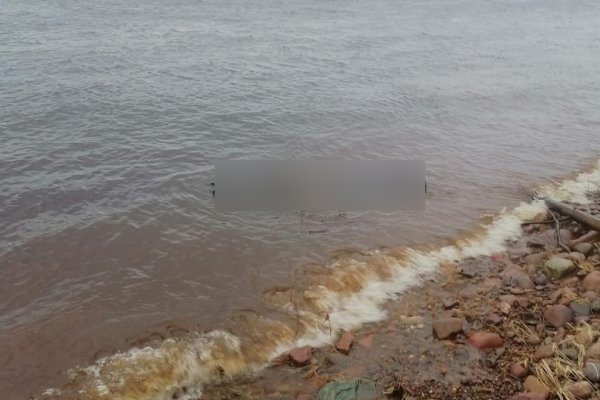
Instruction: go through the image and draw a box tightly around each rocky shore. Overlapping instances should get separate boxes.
[202,196,600,400]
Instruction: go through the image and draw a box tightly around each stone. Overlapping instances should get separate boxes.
[562,347,579,361]
[524,252,549,265]
[523,375,549,398]
[533,273,548,286]
[574,242,594,256]
[586,341,600,360]
[335,331,354,354]
[565,381,593,399]
[583,271,600,291]
[569,230,599,248]
[584,361,600,382]
[432,317,464,340]
[509,363,528,378]
[498,301,511,315]
[357,334,374,349]
[570,302,590,316]
[501,264,535,289]
[289,346,312,366]
[544,305,573,328]
[591,300,600,314]
[558,251,586,262]
[544,256,575,279]
[486,313,503,325]
[443,298,459,309]
[508,393,547,400]
[468,331,503,349]
[533,344,554,361]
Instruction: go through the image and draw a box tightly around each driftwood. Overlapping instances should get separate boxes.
[542,197,600,232]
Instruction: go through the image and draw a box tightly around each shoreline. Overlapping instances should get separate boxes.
[209,197,600,400]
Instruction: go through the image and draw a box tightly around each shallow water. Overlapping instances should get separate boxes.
[1,0,600,397]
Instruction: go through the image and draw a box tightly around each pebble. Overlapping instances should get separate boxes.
[565,381,593,399]
[586,341,600,360]
[523,375,549,397]
[574,242,594,256]
[432,317,464,339]
[533,273,548,286]
[544,305,573,328]
[335,331,354,354]
[583,271,600,291]
[443,298,459,309]
[591,300,600,314]
[467,331,503,349]
[498,301,512,315]
[533,344,554,361]
[524,252,549,265]
[570,301,590,316]
[544,256,575,279]
[508,393,547,400]
[501,264,535,289]
[289,346,312,366]
[486,313,503,325]
[569,230,599,247]
[584,361,600,382]
[508,363,528,378]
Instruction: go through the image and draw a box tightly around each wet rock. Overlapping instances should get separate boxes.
[565,381,593,399]
[583,271,600,291]
[584,361,600,382]
[570,301,590,316]
[501,264,535,289]
[544,256,575,279]
[523,375,549,398]
[467,331,503,349]
[586,341,600,360]
[335,331,354,354]
[357,334,374,349]
[289,346,312,366]
[574,242,594,256]
[533,344,554,361]
[591,300,600,314]
[432,317,464,339]
[509,363,528,378]
[544,305,573,328]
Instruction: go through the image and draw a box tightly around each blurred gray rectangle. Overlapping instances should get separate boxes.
[215,160,425,211]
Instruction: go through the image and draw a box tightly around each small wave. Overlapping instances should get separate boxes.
[38,160,600,400]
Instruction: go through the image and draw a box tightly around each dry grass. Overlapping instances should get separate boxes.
[509,319,541,345]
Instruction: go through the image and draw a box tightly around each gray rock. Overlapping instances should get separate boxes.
[584,362,600,382]
[533,273,548,286]
[586,341,600,360]
[544,256,575,279]
[574,242,593,256]
[501,264,535,289]
[591,300,600,314]
[570,302,590,316]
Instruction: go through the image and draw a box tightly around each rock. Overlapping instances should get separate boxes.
[335,331,354,354]
[544,256,575,279]
[583,271,600,291]
[357,334,374,349]
[584,291,600,302]
[584,361,600,382]
[523,376,549,398]
[486,313,503,325]
[501,264,535,289]
[565,381,593,399]
[432,317,464,340]
[289,346,312,366]
[509,363,528,378]
[508,393,547,400]
[569,230,599,248]
[524,252,549,265]
[498,301,512,315]
[309,374,330,391]
[574,242,594,256]
[544,305,573,328]
[591,300,600,314]
[570,301,590,316]
[533,273,548,286]
[533,344,554,361]
[443,298,459,309]
[586,341,600,360]
[562,347,579,361]
[317,379,376,400]
[467,331,503,349]
[558,251,586,262]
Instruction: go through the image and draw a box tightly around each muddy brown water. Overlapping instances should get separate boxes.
[2,0,600,397]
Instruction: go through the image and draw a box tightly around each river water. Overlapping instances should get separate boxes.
[1,0,600,398]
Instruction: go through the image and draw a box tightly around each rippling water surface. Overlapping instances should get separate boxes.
[1,0,600,397]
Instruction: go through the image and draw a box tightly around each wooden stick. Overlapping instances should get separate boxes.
[542,197,600,232]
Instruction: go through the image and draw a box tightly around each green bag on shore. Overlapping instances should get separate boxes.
[317,379,377,400]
